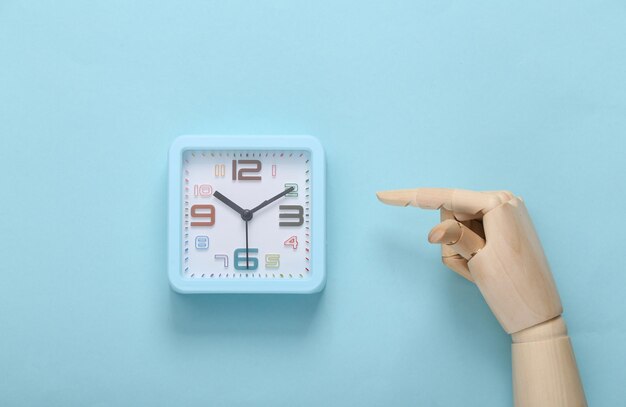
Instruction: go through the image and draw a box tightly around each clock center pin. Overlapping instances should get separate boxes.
[241,209,253,221]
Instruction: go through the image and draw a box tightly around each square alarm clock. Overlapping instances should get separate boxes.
[168,135,326,293]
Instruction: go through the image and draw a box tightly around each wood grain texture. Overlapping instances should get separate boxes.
[377,188,585,404]
[512,317,586,406]
[429,219,486,260]
[468,197,562,334]
[439,209,474,282]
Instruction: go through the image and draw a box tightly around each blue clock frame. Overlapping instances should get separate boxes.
[168,135,326,294]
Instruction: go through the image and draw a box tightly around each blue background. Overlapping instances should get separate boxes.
[1,1,624,405]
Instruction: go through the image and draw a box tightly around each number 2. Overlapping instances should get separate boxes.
[284,183,298,197]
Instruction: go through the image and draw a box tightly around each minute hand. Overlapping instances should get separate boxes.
[250,186,295,214]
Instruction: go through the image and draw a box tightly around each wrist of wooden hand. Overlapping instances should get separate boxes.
[511,315,567,343]
[510,315,587,407]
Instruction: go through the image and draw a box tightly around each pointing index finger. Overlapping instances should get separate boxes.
[376,188,503,216]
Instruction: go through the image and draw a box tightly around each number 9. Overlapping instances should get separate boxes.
[190,204,215,226]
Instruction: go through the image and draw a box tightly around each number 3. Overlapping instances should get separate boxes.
[279,205,304,226]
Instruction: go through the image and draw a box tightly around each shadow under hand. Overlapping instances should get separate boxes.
[168,290,323,338]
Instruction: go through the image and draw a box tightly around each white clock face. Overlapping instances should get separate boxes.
[182,150,311,280]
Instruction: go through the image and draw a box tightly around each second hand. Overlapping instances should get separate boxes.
[245,220,249,269]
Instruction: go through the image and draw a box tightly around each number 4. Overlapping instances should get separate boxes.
[284,236,298,249]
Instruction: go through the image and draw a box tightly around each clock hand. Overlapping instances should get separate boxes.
[214,190,253,268]
[250,186,295,214]
[245,220,250,269]
[242,187,294,268]
[215,187,293,270]
[213,191,245,216]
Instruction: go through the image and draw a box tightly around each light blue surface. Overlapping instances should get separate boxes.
[167,135,326,293]
[1,1,625,405]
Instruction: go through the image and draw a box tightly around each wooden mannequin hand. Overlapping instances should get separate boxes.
[377,188,587,406]
[376,188,561,334]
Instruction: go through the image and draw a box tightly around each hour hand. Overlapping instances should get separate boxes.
[213,191,245,216]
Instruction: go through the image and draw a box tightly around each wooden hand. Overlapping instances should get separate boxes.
[377,187,586,406]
